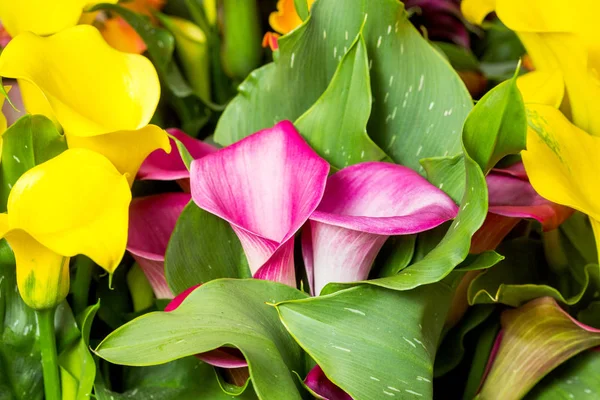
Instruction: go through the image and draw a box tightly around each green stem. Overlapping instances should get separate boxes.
[72,256,95,315]
[35,308,61,400]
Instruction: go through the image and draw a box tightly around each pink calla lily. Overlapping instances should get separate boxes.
[137,128,217,185]
[471,164,573,253]
[304,162,459,295]
[190,120,330,287]
[305,365,352,400]
[127,192,190,299]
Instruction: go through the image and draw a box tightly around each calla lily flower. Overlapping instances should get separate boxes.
[0,25,170,180]
[99,0,166,54]
[461,0,600,136]
[0,0,117,37]
[304,162,458,295]
[127,193,190,300]
[128,130,216,297]
[305,365,352,400]
[521,104,600,260]
[138,128,217,183]
[470,164,573,253]
[190,120,330,287]
[269,0,315,35]
[0,148,131,309]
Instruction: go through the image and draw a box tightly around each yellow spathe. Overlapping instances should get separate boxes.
[1,148,131,273]
[67,125,171,185]
[516,70,564,108]
[522,104,600,258]
[0,25,159,136]
[461,0,600,136]
[0,25,170,177]
[0,0,117,37]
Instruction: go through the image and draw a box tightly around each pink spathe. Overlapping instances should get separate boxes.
[127,192,190,299]
[305,162,458,295]
[190,120,330,287]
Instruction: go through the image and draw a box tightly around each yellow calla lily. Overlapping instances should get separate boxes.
[521,104,600,258]
[461,0,600,136]
[0,25,170,178]
[516,70,564,108]
[0,0,117,37]
[0,148,131,309]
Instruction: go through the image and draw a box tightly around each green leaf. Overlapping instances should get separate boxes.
[462,70,527,174]
[372,235,416,278]
[294,0,310,20]
[215,0,471,173]
[434,305,495,377]
[0,239,43,400]
[295,33,388,169]
[479,297,600,399]
[58,302,100,400]
[0,114,67,211]
[96,279,308,399]
[527,351,600,399]
[468,239,600,307]
[455,251,504,272]
[165,202,250,294]
[421,154,465,203]
[275,275,462,399]
[95,357,253,399]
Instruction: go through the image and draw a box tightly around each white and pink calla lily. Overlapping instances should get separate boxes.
[303,162,459,295]
[190,120,330,287]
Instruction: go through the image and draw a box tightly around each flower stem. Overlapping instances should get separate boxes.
[35,307,61,400]
[72,256,95,314]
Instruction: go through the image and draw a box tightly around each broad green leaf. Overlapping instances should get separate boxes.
[463,70,527,174]
[372,235,416,278]
[434,305,495,377]
[165,202,250,295]
[479,297,600,399]
[468,239,600,307]
[421,154,466,204]
[215,0,472,173]
[95,357,253,400]
[275,275,462,399]
[96,279,308,399]
[58,302,100,400]
[527,351,600,399]
[295,33,388,169]
[0,114,67,211]
[455,252,504,272]
[0,240,43,400]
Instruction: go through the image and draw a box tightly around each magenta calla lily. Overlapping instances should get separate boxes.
[471,164,572,253]
[138,128,217,182]
[305,365,352,400]
[190,120,330,287]
[127,192,190,299]
[304,162,458,295]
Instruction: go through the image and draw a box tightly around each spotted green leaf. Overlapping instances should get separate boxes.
[215,0,471,173]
